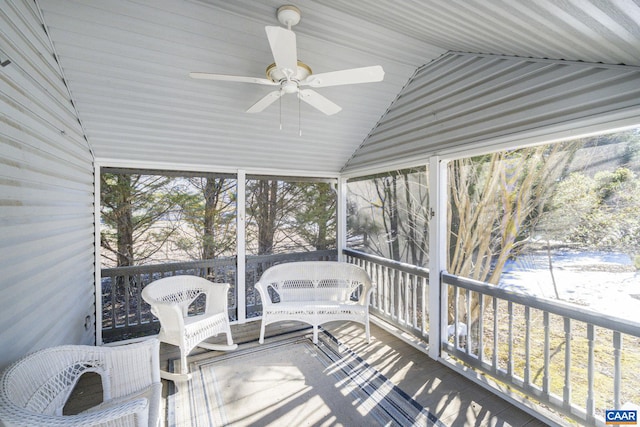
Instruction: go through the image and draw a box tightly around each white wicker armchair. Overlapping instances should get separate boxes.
[141,275,237,381]
[0,338,161,427]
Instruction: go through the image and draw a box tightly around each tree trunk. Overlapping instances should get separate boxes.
[202,178,223,260]
[116,175,134,267]
[257,180,278,255]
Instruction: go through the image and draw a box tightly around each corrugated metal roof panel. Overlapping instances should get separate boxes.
[316,0,640,67]
[343,52,640,173]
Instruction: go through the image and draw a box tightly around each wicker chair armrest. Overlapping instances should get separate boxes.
[254,281,274,306]
[203,282,230,316]
[0,397,149,427]
[82,396,150,426]
[149,301,185,332]
[357,281,376,305]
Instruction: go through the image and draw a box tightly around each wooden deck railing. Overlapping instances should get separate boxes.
[344,249,430,338]
[343,249,639,426]
[100,250,337,342]
[441,273,640,426]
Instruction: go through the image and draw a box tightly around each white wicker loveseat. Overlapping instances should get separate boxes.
[255,261,375,344]
[0,338,161,427]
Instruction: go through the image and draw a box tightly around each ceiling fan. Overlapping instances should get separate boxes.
[189,5,385,116]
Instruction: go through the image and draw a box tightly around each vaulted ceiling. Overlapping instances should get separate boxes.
[37,0,640,175]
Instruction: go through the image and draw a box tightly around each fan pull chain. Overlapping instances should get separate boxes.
[279,90,283,130]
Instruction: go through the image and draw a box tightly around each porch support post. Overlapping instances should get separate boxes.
[236,170,246,323]
[337,177,347,262]
[428,156,448,360]
[94,162,103,345]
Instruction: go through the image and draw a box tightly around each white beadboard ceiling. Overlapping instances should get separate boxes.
[36,0,640,175]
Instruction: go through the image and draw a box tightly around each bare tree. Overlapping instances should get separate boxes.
[175,177,236,261]
[348,168,429,266]
[447,142,582,349]
[100,173,179,267]
[249,180,280,255]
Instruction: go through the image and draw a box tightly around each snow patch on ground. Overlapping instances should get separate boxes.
[499,252,640,321]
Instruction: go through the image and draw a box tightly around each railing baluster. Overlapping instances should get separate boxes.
[384,265,389,315]
[376,264,382,313]
[613,331,622,409]
[403,272,408,325]
[421,275,427,335]
[135,272,142,325]
[563,317,572,408]
[454,286,460,349]
[478,293,484,360]
[466,288,472,356]
[398,271,405,324]
[411,273,417,329]
[378,264,383,312]
[390,267,396,320]
[372,265,384,313]
[543,311,550,397]
[109,274,116,331]
[384,265,390,315]
[492,296,498,374]
[586,324,595,424]
[124,273,131,328]
[507,301,513,377]
[524,306,530,386]
[400,271,406,324]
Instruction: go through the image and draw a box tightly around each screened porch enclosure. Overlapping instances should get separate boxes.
[99,127,640,426]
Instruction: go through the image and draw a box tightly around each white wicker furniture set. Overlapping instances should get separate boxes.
[255,261,375,344]
[0,261,374,426]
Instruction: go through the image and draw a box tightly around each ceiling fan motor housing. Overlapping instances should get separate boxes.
[266,61,312,84]
[277,5,301,28]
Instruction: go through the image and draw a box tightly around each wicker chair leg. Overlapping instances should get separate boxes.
[180,350,188,375]
[259,321,266,344]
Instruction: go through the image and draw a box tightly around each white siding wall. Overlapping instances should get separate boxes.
[343,52,640,173]
[1,0,95,369]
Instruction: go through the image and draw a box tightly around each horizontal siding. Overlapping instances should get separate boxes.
[0,0,95,370]
[343,52,640,173]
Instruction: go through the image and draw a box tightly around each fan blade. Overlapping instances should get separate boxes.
[189,72,276,86]
[246,90,282,113]
[265,26,297,77]
[301,65,385,88]
[298,89,342,115]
